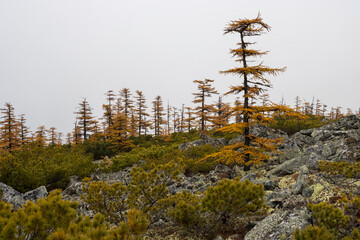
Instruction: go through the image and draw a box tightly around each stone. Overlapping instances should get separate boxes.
[293,166,308,195]
[0,182,24,208]
[23,186,48,202]
[244,208,309,240]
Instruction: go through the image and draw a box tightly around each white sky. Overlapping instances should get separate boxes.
[0,0,359,136]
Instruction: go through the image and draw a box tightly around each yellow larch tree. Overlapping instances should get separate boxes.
[212,96,231,129]
[152,95,165,136]
[0,103,20,151]
[75,98,96,141]
[135,90,150,135]
[35,125,47,146]
[103,90,116,133]
[107,113,134,152]
[207,14,292,170]
[184,107,195,132]
[192,79,218,131]
[17,114,31,146]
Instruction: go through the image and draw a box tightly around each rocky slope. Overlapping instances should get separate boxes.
[1,115,359,240]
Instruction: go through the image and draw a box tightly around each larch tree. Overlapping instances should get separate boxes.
[135,90,150,135]
[48,127,58,146]
[184,107,195,132]
[207,14,289,170]
[0,103,20,151]
[17,114,31,146]
[120,88,133,119]
[103,90,116,132]
[75,98,96,141]
[192,79,218,131]
[35,125,47,146]
[212,96,231,129]
[107,113,134,152]
[72,121,82,145]
[152,96,165,136]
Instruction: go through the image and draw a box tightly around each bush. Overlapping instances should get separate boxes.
[0,189,149,240]
[293,225,336,240]
[307,202,349,235]
[202,179,267,227]
[167,178,267,236]
[0,190,78,239]
[83,161,182,223]
[319,160,360,179]
[81,179,129,223]
[269,114,327,135]
[0,145,94,193]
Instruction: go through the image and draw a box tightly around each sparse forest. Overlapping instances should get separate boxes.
[0,14,359,240]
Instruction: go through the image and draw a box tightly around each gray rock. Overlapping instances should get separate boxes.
[263,181,278,191]
[179,133,227,150]
[213,236,224,240]
[244,208,309,240]
[0,182,24,208]
[293,166,308,195]
[23,186,48,202]
[241,173,257,182]
[265,189,292,208]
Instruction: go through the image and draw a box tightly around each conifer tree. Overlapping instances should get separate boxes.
[17,114,31,146]
[295,96,302,112]
[75,98,95,140]
[135,90,150,135]
[184,107,195,132]
[166,103,172,135]
[102,90,116,131]
[0,103,20,151]
[212,96,231,129]
[48,127,58,145]
[209,14,287,170]
[35,125,47,146]
[179,104,185,132]
[192,79,218,131]
[107,113,134,152]
[71,121,82,145]
[120,88,133,119]
[152,96,165,136]
[172,106,180,133]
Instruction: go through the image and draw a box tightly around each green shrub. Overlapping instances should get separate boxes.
[0,190,78,239]
[319,160,360,179]
[166,191,203,230]
[293,225,336,240]
[182,144,219,174]
[83,161,182,224]
[0,145,94,193]
[48,209,149,240]
[167,178,267,236]
[82,179,129,223]
[202,179,267,227]
[269,114,327,135]
[307,202,349,236]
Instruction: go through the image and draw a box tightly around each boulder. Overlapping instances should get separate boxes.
[23,186,48,202]
[0,182,24,208]
[244,208,309,240]
[179,132,227,150]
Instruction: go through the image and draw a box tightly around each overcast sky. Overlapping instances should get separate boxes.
[0,0,359,136]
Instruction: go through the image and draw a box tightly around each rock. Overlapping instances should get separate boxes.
[263,180,278,191]
[0,182,24,208]
[213,236,224,240]
[209,164,235,179]
[293,166,308,195]
[23,186,48,202]
[265,189,292,208]
[179,133,227,150]
[241,173,257,182]
[244,208,309,240]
